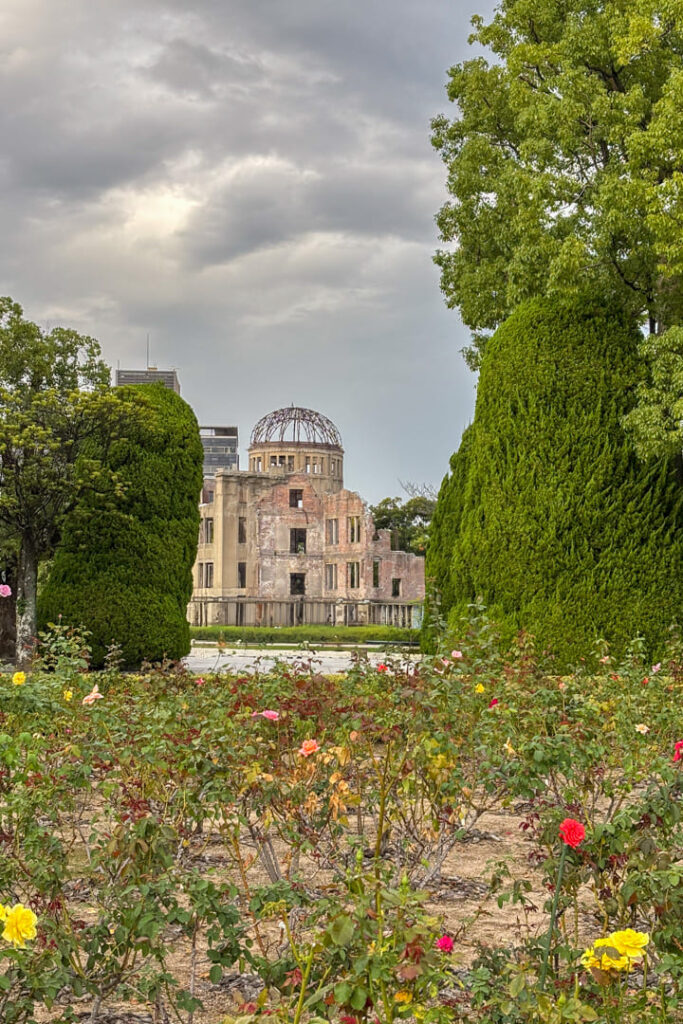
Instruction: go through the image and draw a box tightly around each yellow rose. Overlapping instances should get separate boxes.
[394,991,413,1004]
[581,946,629,973]
[2,904,37,947]
[63,690,73,702]
[610,929,649,960]
[12,672,26,687]
[0,904,7,921]
[581,931,647,975]
[475,683,485,694]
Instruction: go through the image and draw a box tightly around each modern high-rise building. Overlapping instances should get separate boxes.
[114,367,181,394]
[200,426,239,476]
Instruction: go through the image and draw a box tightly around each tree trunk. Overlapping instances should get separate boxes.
[16,539,38,667]
[0,560,16,661]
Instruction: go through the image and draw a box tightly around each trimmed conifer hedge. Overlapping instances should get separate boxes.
[39,385,203,667]
[426,296,683,663]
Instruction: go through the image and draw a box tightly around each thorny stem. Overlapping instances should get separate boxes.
[188,918,198,1024]
[292,946,315,1024]
[539,843,568,991]
[230,833,268,956]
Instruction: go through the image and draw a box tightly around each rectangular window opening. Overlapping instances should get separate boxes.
[326,518,339,545]
[347,562,360,589]
[290,573,305,596]
[289,489,304,509]
[290,528,307,554]
[348,516,361,543]
[237,562,246,588]
[373,559,380,588]
[392,578,401,598]
[238,517,247,543]
[325,563,338,591]
[205,562,214,589]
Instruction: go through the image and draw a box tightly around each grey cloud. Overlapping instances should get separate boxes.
[182,158,442,267]
[0,0,495,499]
[145,38,264,98]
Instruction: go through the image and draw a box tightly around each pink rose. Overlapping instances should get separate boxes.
[82,684,103,706]
[436,935,454,953]
[451,650,463,659]
[252,709,280,721]
[652,663,662,674]
[0,584,11,598]
[298,739,320,757]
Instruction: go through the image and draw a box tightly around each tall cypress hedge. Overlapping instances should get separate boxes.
[428,296,683,664]
[422,425,474,648]
[39,385,203,667]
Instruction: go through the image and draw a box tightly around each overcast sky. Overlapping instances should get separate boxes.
[1,0,493,502]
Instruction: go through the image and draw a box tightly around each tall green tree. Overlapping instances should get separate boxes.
[370,495,435,555]
[433,296,683,663]
[0,298,112,663]
[39,385,203,668]
[623,326,683,457]
[432,0,683,368]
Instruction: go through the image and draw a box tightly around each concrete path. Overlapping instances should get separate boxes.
[184,644,420,676]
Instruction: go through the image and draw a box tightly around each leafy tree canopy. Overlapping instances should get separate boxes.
[433,0,683,367]
[370,495,435,555]
[0,298,123,662]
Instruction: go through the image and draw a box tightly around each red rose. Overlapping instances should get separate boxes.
[488,698,499,708]
[673,741,683,763]
[558,818,585,848]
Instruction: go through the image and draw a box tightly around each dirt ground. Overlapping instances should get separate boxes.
[37,805,560,1024]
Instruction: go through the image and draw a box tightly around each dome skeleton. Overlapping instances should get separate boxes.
[250,406,343,449]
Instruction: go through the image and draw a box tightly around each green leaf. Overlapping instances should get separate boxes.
[509,973,526,997]
[333,981,352,1005]
[350,985,368,1011]
[327,914,355,946]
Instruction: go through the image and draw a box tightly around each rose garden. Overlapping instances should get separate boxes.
[0,606,681,1023]
[4,0,683,1020]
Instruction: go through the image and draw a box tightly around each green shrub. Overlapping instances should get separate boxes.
[39,385,203,667]
[426,296,683,664]
[190,624,419,645]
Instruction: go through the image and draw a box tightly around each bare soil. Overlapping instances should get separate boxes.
[38,806,553,1023]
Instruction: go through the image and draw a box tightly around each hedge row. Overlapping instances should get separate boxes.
[190,624,419,646]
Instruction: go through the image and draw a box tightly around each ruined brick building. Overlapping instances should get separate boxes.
[190,406,425,627]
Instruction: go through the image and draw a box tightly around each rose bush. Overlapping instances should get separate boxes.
[0,619,679,1021]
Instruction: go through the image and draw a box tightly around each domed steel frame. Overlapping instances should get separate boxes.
[250,406,343,449]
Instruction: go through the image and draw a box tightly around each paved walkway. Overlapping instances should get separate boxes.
[184,644,420,675]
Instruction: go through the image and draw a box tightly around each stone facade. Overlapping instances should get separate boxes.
[190,408,425,628]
